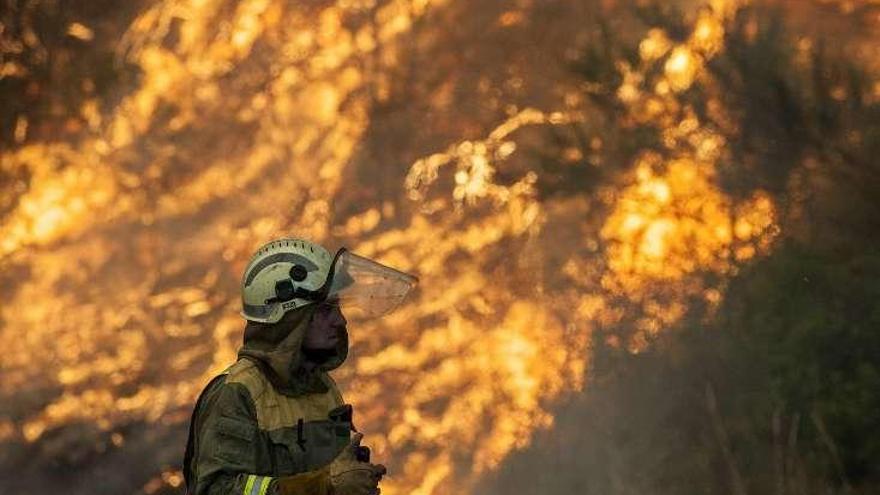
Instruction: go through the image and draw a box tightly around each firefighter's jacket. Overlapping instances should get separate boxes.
[184,305,353,495]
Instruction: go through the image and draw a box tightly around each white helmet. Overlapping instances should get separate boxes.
[241,238,418,323]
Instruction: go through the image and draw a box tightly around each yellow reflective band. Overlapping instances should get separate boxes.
[243,475,256,495]
[257,476,273,495]
[243,473,273,495]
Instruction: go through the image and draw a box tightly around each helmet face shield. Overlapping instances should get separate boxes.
[324,250,418,321]
[241,240,417,323]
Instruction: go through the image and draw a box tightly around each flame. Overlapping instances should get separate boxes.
[0,1,786,494]
[3,0,441,464]
[639,29,673,62]
[592,1,781,351]
[664,46,699,92]
[601,157,777,304]
[407,108,581,208]
[67,22,95,42]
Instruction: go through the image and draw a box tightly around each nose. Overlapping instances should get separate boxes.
[331,306,347,326]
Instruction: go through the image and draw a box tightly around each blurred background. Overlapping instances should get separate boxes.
[1,0,878,493]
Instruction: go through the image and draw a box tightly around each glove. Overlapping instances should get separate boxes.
[274,468,334,495]
[328,432,387,495]
[275,432,386,495]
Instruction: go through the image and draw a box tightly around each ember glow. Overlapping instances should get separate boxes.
[0,1,795,493]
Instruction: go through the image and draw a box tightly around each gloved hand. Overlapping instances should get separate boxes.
[274,432,386,495]
[328,432,387,495]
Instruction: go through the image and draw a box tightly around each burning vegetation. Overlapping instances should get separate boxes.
[1,0,878,494]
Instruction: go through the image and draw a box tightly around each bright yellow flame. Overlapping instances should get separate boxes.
[406,108,582,208]
[67,22,94,41]
[601,156,777,349]
[640,28,672,62]
[665,46,699,92]
[691,9,725,57]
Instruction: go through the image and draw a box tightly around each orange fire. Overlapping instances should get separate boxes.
[0,1,781,494]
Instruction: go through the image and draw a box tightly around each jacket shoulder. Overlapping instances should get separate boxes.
[224,358,270,401]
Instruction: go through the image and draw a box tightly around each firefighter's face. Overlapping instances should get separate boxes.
[302,300,345,351]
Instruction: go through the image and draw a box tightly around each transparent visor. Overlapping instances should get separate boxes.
[325,250,418,320]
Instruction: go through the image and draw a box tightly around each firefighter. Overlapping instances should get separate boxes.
[184,238,417,495]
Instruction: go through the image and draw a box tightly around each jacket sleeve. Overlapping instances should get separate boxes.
[190,379,275,495]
